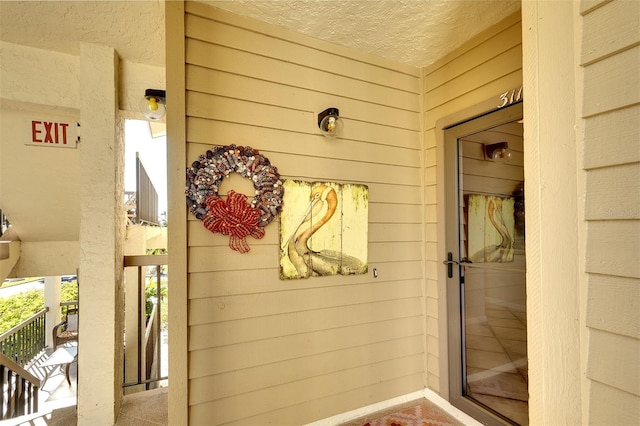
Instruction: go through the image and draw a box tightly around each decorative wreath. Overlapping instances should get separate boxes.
[185,144,283,253]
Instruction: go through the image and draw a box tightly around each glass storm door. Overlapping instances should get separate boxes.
[445,103,528,425]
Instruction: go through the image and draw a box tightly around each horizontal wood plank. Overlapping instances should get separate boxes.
[426,44,522,110]
[186,127,421,167]
[188,241,423,273]
[587,328,640,396]
[586,220,640,278]
[187,115,421,151]
[189,316,424,378]
[189,334,424,405]
[425,70,523,129]
[462,174,523,197]
[588,380,640,425]
[189,355,424,424]
[185,1,419,77]
[186,65,420,131]
[583,45,640,117]
[202,374,424,426]
[188,279,423,325]
[186,38,420,112]
[583,104,640,169]
[188,214,420,246]
[581,0,640,65]
[462,157,524,181]
[188,260,423,299]
[189,298,423,350]
[586,274,640,338]
[185,13,420,92]
[424,15,521,90]
[585,163,640,220]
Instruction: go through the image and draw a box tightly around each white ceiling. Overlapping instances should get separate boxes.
[0,0,520,69]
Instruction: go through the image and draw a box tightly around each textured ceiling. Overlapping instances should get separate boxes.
[0,1,520,69]
[209,1,521,68]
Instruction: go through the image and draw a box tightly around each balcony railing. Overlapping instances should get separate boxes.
[1,353,40,420]
[123,254,167,390]
[125,154,159,226]
[0,310,46,420]
[0,309,48,366]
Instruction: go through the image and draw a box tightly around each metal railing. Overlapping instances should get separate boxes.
[60,301,78,317]
[124,155,159,225]
[144,302,160,389]
[1,353,40,420]
[0,309,48,367]
[123,254,167,389]
[0,310,45,421]
[135,154,159,225]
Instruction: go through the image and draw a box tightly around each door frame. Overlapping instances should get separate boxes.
[436,100,523,425]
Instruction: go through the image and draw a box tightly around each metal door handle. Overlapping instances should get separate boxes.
[444,252,457,278]
[443,254,474,278]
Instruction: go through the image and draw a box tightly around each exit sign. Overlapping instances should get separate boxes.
[26,119,78,148]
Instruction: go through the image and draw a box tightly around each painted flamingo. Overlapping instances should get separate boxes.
[286,185,366,278]
[485,197,514,262]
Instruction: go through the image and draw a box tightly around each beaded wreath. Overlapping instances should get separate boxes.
[185,144,283,253]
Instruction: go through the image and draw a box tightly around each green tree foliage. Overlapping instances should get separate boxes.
[61,281,78,302]
[0,280,79,334]
[0,290,44,334]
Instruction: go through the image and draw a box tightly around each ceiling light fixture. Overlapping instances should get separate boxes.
[140,89,166,120]
[485,142,512,163]
[317,108,342,138]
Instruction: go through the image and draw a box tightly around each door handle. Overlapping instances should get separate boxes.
[443,254,474,278]
[443,252,457,278]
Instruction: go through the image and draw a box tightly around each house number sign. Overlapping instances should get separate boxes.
[497,86,523,108]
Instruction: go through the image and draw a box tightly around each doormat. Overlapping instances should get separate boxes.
[341,399,464,426]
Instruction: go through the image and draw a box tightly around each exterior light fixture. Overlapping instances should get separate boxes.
[140,89,166,120]
[317,108,342,138]
[485,142,512,162]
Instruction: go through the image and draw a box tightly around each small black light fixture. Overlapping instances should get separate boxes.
[317,107,342,138]
[485,142,512,162]
[140,89,166,120]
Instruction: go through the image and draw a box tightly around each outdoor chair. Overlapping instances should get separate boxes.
[52,307,78,350]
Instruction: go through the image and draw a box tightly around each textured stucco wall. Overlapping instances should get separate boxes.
[77,42,125,426]
[0,41,80,109]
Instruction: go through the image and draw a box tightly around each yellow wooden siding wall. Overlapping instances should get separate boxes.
[181,2,424,424]
[422,12,522,392]
[580,1,640,423]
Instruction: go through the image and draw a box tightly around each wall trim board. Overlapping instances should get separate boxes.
[165,1,189,425]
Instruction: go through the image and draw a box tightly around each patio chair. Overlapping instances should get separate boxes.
[52,307,78,350]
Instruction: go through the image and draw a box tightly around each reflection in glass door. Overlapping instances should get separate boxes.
[445,104,527,425]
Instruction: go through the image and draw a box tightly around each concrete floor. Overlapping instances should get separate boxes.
[12,388,168,426]
[12,353,168,426]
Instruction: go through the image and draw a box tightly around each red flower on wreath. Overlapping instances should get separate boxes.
[202,190,265,254]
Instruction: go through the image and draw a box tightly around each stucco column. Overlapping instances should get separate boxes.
[78,42,125,425]
[44,276,62,348]
[522,2,582,424]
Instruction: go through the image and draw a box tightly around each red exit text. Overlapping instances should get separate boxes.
[31,120,71,145]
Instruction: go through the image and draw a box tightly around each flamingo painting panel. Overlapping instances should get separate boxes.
[280,180,368,280]
[468,194,515,263]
